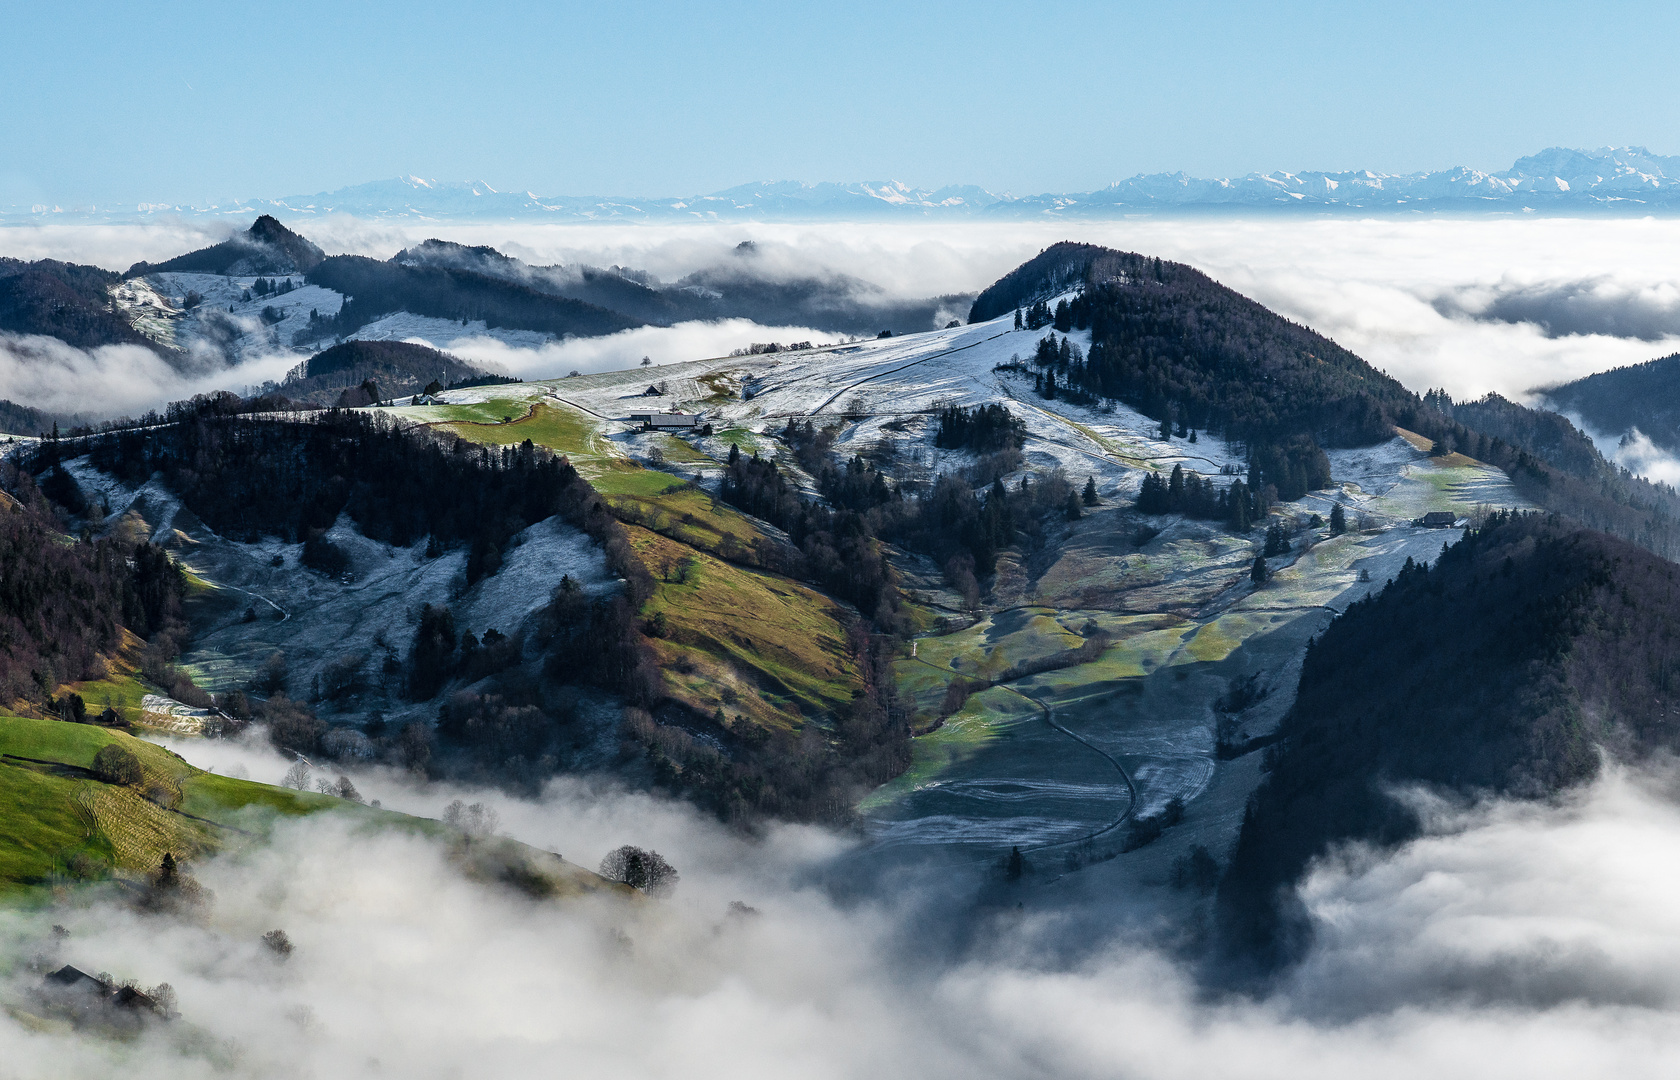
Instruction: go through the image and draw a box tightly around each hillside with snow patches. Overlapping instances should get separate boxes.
[343,306,1530,885]
[14,227,1557,914]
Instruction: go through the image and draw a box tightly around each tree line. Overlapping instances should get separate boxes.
[0,461,187,710]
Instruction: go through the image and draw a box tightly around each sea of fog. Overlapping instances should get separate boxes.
[6,214,1680,477]
[6,728,1680,1079]
[7,217,1680,1074]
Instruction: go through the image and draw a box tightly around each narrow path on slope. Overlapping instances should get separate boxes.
[802,331,1013,416]
[541,393,615,422]
[211,581,289,622]
[905,652,1137,852]
[997,682,1138,852]
[995,381,1233,474]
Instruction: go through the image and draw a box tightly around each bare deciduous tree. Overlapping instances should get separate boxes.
[597,845,679,897]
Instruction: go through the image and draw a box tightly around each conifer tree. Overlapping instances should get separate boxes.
[1082,476,1099,506]
[1251,555,1268,585]
[1329,503,1346,536]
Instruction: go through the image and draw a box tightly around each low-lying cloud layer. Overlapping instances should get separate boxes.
[7,732,1680,1080]
[0,333,301,420]
[1434,275,1680,342]
[440,319,843,380]
[9,215,1680,461]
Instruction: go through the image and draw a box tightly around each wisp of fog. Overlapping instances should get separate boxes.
[6,728,1680,1080]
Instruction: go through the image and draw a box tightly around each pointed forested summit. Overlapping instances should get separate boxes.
[970,243,1680,553]
[126,215,326,277]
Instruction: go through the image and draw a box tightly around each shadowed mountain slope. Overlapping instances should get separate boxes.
[278,340,485,405]
[0,259,155,350]
[1219,512,1680,972]
[1541,353,1680,453]
[304,255,640,340]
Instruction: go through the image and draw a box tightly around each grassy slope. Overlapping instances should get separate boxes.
[53,630,155,725]
[627,526,862,731]
[432,397,862,733]
[0,715,621,899]
[435,399,770,558]
[0,716,335,890]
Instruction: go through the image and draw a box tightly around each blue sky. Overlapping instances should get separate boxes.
[3,0,1676,205]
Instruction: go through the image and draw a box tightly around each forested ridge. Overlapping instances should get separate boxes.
[1219,512,1680,972]
[304,256,639,342]
[63,407,604,585]
[0,461,187,708]
[393,239,691,326]
[981,242,1680,557]
[0,258,158,352]
[1542,353,1680,453]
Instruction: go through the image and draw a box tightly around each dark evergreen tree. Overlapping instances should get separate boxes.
[1329,503,1347,536]
[1251,555,1269,585]
[1082,476,1099,506]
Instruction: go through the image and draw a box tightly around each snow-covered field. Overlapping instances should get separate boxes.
[345,312,556,353]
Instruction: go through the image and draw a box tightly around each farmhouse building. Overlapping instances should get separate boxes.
[629,412,700,431]
[1419,511,1458,528]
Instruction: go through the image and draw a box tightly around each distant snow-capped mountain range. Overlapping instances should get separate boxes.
[17,147,1680,222]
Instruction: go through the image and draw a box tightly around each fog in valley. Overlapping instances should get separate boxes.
[8,213,1680,1076]
[5,728,1680,1079]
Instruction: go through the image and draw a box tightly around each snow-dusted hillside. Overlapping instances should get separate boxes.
[385,307,1532,879]
[112,271,341,365]
[59,457,617,743]
[114,269,566,372]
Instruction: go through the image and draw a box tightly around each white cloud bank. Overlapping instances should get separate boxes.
[0,333,302,420]
[7,743,1680,1079]
[8,214,1680,452]
[278,216,1680,402]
